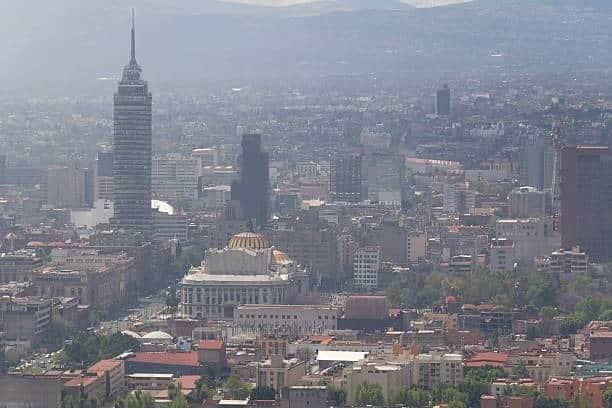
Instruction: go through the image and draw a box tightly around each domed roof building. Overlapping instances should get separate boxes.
[228,232,271,250]
[179,231,310,320]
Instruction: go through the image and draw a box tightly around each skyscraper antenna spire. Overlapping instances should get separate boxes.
[130,8,136,65]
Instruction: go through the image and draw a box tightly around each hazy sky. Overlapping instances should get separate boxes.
[220,0,472,7]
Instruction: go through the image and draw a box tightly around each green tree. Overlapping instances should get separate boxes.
[603,388,612,408]
[355,383,384,406]
[114,390,155,408]
[448,401,467,408]
[327,383,347,406]
[193,376,216,402]
[389,387,431,407]
[250,385,276,400]
[512,361,530,378]
[223,374,251,400]
[534,396,571,408]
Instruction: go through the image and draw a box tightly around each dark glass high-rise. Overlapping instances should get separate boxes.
[112,11,153,240]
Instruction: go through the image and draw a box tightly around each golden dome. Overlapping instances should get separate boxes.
[228,232,270,250]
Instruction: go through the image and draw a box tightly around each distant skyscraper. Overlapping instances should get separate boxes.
[0,155,6,184]
[520,135,554,191]
[330,153,362,203]
[436,84,451,116]
[231,134,269,227]
[112,11,153,239]
[560,146,612,262]
[95,151,114,200]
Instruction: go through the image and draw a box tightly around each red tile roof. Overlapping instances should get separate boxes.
[465,352,509,368]
[64,374,102,388]
[88,359,122,373]
[128,352,199,367]
[177,375,200,391]
[198,340,225,350]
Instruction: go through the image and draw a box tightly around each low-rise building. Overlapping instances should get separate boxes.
[126,373,174,390]
[285,386,327,408]
[549,246,588,282]
[256,356,306,397]
[344,361,410,405]
[234,304,340,336]
[197,339,227,366]
[0,296,51,349]
[414,353,463,388]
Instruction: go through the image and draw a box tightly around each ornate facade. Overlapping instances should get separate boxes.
[179,232,308,320]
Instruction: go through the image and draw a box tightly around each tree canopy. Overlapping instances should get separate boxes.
[355,382,385,406]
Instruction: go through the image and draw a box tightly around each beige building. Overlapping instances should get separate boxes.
[344,361,411,405]
[414,353,464,388]
[490,238,516,273]
[256,356,306,396]
[234,304,340,336]
[0,251,44,283]
[33,249,134,310]
[507,351,575,384]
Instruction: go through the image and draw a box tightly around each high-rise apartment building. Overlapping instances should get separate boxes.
[436,84,451,116]
[112,12,153,240]
[560,146,612,262]
[329,153,362,203]
[231,134,269,227]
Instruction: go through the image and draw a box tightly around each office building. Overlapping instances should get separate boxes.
[152,154,199,202]
[95,151,114,201]
[496,217,558,264]
[436,84,451,116]
[112,13,153,240]
[443,183,477,214]
[47,165,87,209]
[490,238,516,273]
[560,146,612,262]
[520,134,554,191]
[234,304,340,336]
[509,186,547,218]
[231,134,269,228]
[353,246,381,289]
[329,153,362,202]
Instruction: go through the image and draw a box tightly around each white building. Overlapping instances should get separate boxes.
[179,232,309,320]
[201,185,232,209]
[152,154,199,201]
[495,217,558,264]
[490,238,516,273]
[353,247,381,289]
[509,186,547,218]
[234,304,340,336]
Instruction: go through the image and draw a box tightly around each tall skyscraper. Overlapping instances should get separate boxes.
[560,146,612,262]
[112,11,153,239]
[436,84,451,116]
[231,134,269,227]
[330,153,362,203]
